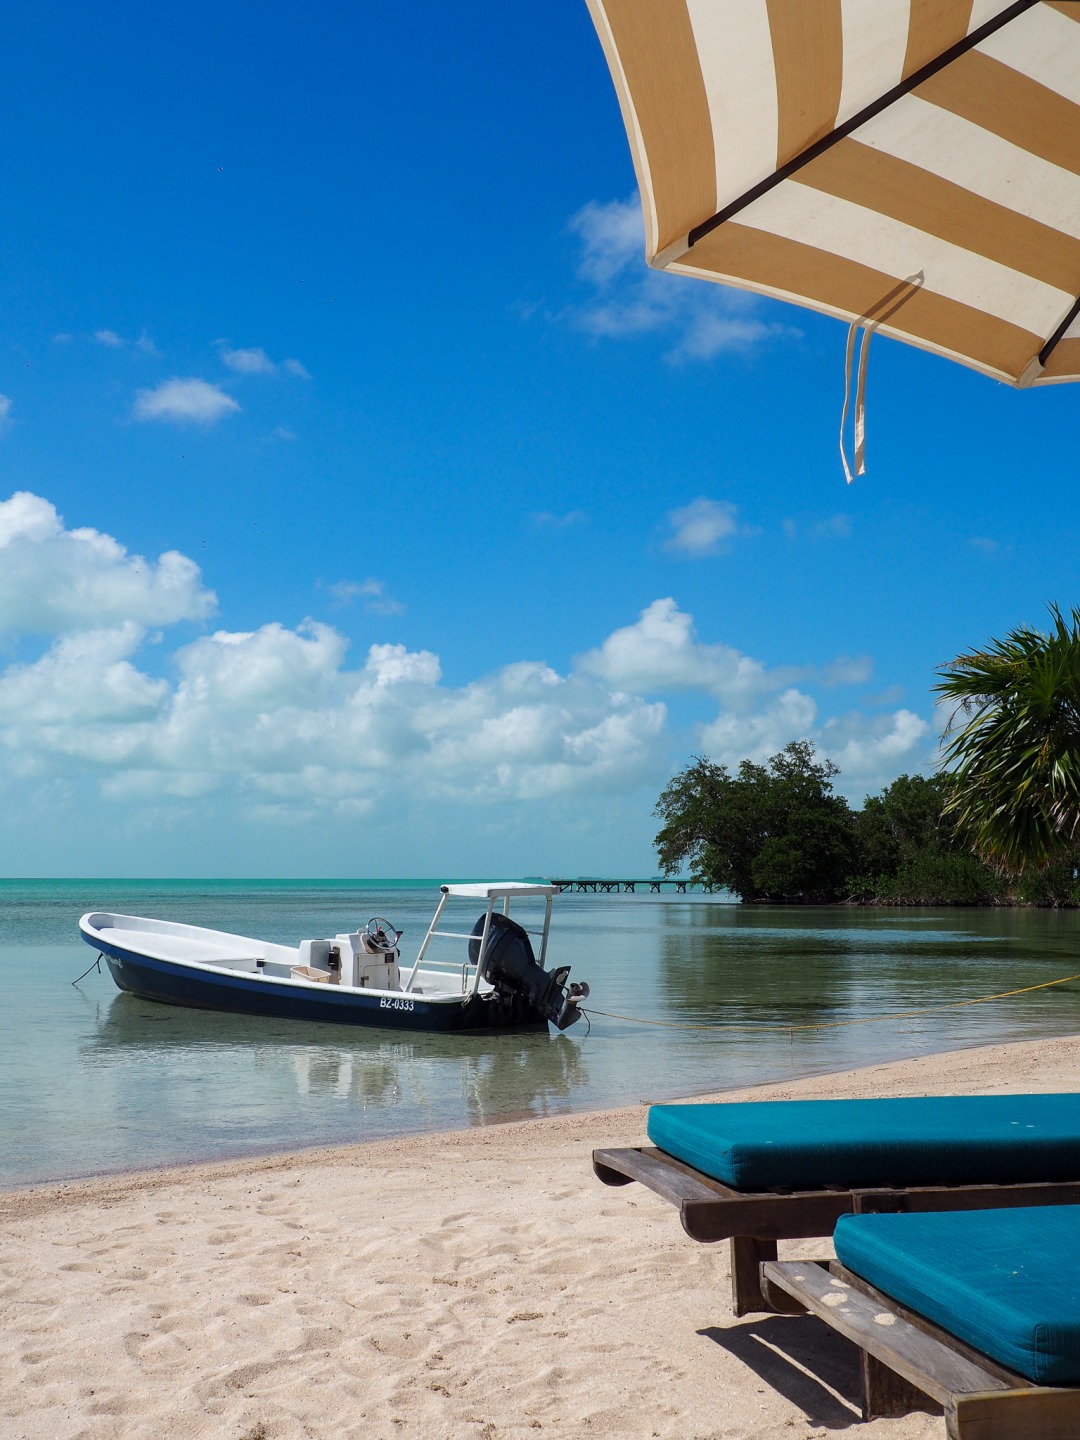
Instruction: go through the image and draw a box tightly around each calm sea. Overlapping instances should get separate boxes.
[2,879,1080,1189]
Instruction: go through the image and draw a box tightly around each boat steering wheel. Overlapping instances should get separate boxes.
[365,916,401,952]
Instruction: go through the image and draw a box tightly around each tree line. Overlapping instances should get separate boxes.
[654,608,1080,906]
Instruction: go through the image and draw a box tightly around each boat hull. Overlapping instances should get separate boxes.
[96,941,545,1033]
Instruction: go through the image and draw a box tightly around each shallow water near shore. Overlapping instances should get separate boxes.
[3,878,1080,1188]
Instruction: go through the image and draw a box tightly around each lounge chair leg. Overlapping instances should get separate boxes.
[861,1350,928,1420]
[729,1236,778,1315]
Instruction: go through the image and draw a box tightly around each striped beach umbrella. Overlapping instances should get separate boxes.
[584,0,1080,475]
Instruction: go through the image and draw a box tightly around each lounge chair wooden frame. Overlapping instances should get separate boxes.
[760,1257,1080,1439]
[593,1146,1080,1316]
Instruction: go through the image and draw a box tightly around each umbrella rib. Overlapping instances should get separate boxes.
[1039,293,1080,368]
[685,0,1040,251]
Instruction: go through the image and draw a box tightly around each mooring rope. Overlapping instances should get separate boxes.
[580,971,1080,1036]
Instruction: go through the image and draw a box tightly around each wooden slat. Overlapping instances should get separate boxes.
[949,1387,1080,1440]
[594,1145,1080,1245]
[856,1179,1080,1216]
[761,1260,1015,1407]
[591,1147,734,1204]
[681,1190,855,1242]
[835,1264,1022,1387]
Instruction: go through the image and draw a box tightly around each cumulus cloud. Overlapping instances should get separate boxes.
[580,598,783,706]
[0,491,216,636]
[0,508,931,823]
[582,598,929,797]
[218,344,310,379]
[565,194,799,362]
[0,624,168,726]
[133,378,240,425]
[663,498,748,557]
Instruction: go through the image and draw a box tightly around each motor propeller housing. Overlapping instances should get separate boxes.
[468,913,586,1030]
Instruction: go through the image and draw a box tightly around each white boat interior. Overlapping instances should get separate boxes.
[83,881,560,1003]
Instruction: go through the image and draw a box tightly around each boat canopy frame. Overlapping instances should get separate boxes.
[403,883,555,996]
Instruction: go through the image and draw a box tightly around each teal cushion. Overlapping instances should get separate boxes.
[647,1094,1080,1190]
[834,1205,1080,1384]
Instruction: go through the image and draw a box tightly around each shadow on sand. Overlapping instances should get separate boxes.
[699,1313,941,1430]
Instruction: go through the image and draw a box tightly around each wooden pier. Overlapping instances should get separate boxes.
[546,877,716,894]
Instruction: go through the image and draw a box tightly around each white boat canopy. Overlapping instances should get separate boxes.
[440,882,557,899]
[585,0,1080,391]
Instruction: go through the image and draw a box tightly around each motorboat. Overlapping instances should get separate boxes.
[78,882,590,1032]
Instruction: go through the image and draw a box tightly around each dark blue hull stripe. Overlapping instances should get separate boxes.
[93,939,542,1032]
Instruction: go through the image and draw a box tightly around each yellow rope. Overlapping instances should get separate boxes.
[581,971,1080,1035]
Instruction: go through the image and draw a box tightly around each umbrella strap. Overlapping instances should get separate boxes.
[840,318,876,485]
[840,272,924,484]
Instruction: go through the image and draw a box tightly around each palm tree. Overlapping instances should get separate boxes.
[934,605,1080,873]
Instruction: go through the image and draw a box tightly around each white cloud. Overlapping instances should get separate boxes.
[820,655,874,687]
[0,491,216,635]
[93,329,158,355]
[327,579,406,617]
[581,598,791,707]
[133,378,240,425]
[581,598,928,797]
[664,498,746,557]
[0,394,11,429]
[218,344,310,379]
[219,346,275,375]
[0,511,931,827]
[569,195,644,287]
[0,624,167,726]
[565,194,799,362]
[699,692,930,797]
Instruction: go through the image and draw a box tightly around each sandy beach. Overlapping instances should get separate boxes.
[3,1033,1080,1440]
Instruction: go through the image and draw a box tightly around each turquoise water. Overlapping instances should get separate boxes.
[3,879,1080,1189]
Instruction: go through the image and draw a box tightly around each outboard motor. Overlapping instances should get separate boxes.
[468,914,588,1030]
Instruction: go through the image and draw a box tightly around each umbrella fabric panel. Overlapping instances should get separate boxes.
[586,0,1080,386]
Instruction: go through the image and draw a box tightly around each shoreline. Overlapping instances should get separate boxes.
[3,1027,1074,1208]
[0,1027,1059,1205]
[4,1031,1079,1439]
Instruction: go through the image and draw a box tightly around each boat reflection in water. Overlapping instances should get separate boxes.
[82,991,589,1139]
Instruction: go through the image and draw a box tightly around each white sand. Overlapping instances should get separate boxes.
[3,1033,1080,1440]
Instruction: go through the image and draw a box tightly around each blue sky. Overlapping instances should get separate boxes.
[0,0,1077,878]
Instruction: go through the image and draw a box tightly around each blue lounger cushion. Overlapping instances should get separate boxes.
[834,1205,1080,1385]
[647,1094,1080,1190]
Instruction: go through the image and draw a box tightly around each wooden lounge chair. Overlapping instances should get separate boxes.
[761,1205,1080,1439]
[593,1095,1080,1314]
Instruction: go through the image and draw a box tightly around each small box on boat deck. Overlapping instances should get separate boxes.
[290,965,332,983]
